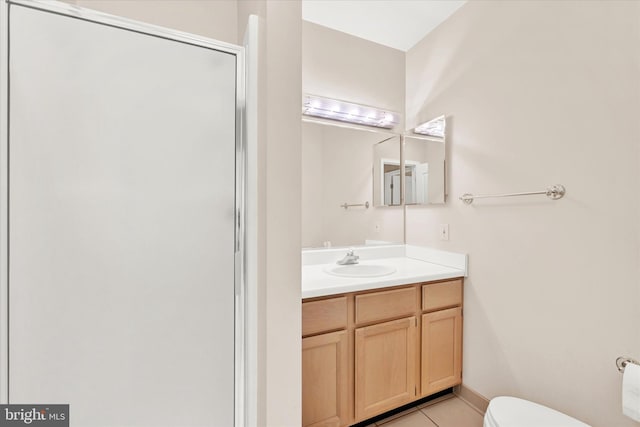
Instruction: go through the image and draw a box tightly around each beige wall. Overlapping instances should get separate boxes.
[263,2,302,426]
[303,21,405,121]
[406,1,640,426]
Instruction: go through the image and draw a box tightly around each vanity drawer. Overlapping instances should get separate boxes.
[302,296,348,336]
[356,287,416,325]
[422,279,462,312]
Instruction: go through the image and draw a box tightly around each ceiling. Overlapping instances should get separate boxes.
[302,0,466,52]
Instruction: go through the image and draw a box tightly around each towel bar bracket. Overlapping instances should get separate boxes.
[616,356,639,373]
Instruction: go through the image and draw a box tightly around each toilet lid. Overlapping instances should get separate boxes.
[485,396,590,427]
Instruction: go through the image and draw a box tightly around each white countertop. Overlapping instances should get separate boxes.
[302,245,467,299]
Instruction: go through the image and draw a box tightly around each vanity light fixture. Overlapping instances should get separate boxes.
[302,94,399,129]
[413,115,446,138]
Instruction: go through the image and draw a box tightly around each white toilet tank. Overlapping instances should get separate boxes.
[484,396,591,427]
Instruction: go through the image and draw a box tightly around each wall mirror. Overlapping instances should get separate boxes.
[301,119,404,248]
[404,116,447,205]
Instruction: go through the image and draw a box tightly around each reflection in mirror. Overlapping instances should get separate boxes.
[404,116,447,205]
[302,120,404,248]
[414,115,445,140]
[373,137,402,207]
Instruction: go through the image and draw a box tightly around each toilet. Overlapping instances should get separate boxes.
[484,396,591,427]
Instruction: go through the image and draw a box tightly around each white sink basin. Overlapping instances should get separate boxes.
[324,264,397,278]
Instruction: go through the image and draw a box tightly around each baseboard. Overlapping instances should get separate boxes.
[453,384,490,415]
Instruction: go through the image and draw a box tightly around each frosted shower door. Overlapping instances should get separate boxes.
[8,4,236,426]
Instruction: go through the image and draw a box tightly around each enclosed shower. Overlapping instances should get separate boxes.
[0,1,245,426]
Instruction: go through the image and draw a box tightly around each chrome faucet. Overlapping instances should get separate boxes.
[336,248,359,265]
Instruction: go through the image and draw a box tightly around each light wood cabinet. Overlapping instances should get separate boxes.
[355,316,416,420]
[422,279,462,312]
[302,296,348,337]
[355,287,416,324]
[421,307,462,396]
[302,330,349,427]
[302,278,463,426]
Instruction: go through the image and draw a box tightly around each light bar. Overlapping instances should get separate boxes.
[414,115,446,138]
[302,95,399,129]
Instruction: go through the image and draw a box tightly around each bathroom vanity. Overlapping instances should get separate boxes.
[301,246,466,427]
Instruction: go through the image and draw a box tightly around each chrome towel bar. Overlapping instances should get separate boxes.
[460,184,566,205]
[340,201,370,209]
[617,356,639,373]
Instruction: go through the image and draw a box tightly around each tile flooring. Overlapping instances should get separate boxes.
[371,394,484,427]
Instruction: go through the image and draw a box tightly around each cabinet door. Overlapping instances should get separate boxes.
[355,317,417,421]
[421,307,462,395]
[302,331,349,427]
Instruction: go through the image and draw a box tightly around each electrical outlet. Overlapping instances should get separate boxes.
[374,223,380,233]
[439,224,449,241]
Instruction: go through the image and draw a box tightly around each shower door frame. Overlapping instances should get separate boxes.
[0,1,247,425]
